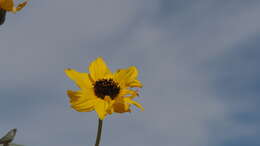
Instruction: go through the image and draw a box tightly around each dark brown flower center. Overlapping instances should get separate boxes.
[94,79,120,99]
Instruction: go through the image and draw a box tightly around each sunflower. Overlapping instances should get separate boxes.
[0,0,28,25]
[0,0,28,13]
[65,57,144,120]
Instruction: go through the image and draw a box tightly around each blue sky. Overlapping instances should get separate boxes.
[0,0,259,146]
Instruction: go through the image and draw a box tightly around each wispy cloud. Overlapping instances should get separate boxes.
[0,0,259,146]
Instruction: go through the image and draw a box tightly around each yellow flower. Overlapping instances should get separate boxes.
[65,57,144,120]
[0,0,28,13]
[0,0,28,25]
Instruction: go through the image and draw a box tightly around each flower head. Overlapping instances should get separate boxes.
[65,57,144,120]
[0,0,28,25]
[0,0,28,13]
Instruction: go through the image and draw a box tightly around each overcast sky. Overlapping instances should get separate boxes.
[0,0,260,146]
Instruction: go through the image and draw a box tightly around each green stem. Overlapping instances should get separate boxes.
[95,119,103,146]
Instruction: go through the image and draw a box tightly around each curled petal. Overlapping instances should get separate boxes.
[67,90,82,102]
[67,90,94,103]
[125,98,144,111]
[13,0,28,12]
[127,79,143,88]
[113,97,131,113]
[67,90,97,112]
[104,96,114,114]
[120,89,139,99]
[114,66,140,87]
[72,100,97,112]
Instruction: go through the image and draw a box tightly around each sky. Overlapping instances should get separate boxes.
[0,0,259,146]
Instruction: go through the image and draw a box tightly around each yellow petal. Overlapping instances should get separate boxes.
[13,0,28,13]
[125,98,144,111]
[127,79,143,88]
[67,90,97,112]
[89,57,111,81]
[71,99,97,112]
[119,88,139,99]
[67,90,82,102]
[113,97,130,113]
[104,96,113,114]
[114,66,140,87]
[65,69,92,89]
[67,90,94,103]
[95,99,109,120]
